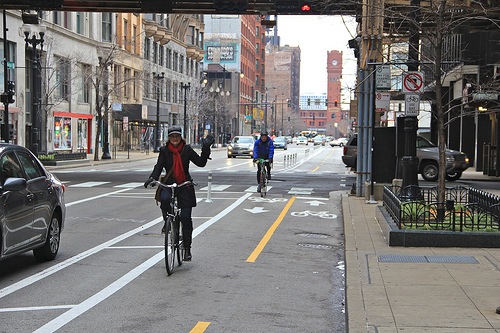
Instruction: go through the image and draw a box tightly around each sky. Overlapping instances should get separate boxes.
[275,15,358,97]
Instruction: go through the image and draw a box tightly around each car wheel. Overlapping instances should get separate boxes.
[446,171,462,181]
[339,143,344,147]
[421,162,439,182]
[33,214,61,261]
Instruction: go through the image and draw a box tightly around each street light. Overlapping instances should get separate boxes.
[153,72,164,152]
[23,26,45,156]
[180,82,190,140]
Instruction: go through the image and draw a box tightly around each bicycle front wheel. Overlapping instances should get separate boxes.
[164,217,175,275]
[176,216,183,266]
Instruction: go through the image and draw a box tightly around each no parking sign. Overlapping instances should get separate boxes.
[402,72,424,93]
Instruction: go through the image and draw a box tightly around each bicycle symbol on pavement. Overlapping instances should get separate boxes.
[290,211,338,219]
[248,197,288,203]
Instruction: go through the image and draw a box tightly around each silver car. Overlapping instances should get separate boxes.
[227,136,256,158]
[0,144,66,262]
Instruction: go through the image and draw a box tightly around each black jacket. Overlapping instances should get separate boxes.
[150,141,210,208]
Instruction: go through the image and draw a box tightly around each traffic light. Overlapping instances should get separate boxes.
[325,99,328,106]
[334,99,338,107]
[1,81,15,104]
[307,98,311,106]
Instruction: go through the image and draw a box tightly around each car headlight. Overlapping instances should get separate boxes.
[228,145,233,150]
[446,156,455,163]
[248,145,253,149]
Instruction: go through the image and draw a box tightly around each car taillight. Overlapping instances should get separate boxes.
[62,184,65,193]
[343,146,348,155]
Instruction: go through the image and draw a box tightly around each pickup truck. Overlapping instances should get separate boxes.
[341,134,470,181]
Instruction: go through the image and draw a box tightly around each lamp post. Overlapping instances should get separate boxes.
[181,82,190,140]
[24,28,44,156]
[153,72,164,152]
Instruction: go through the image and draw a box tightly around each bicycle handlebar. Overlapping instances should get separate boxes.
[150,180,197,189]
[254,158,271,164]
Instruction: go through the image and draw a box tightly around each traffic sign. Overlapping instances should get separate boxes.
[402,72,424,93]
[405,94,420,116]
[376,65,391,91]
[375,91,390,112]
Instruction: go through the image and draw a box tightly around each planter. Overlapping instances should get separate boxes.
[376,205,500,247]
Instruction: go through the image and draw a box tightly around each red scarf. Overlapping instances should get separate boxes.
[168,141,186,184]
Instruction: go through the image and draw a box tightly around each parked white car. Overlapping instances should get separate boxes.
[330,137,349,147]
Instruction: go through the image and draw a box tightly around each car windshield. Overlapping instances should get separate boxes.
[234,137,253,144]
[275,137,286,142]
[416,137,437,148]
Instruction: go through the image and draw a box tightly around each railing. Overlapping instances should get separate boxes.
[383,185,500,232]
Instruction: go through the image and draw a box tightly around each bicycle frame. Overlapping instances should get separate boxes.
[151,180,196,275]
[255,159,271,197]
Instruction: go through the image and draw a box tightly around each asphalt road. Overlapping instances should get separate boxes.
[0,145,352,332]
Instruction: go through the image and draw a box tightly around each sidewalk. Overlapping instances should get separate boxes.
[343,194,500,332]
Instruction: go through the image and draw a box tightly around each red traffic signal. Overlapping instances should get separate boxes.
[301,4,311,11]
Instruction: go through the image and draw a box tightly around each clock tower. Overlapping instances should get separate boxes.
[327,50,343,136]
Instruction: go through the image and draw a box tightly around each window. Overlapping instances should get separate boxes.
[166,49,172,69]
[77,63,91,103]
[124,68,131,98]
[55,56,70,101]
[180,55,184,73]
[133,26,137,53]
[54,117,72,149]
[17,151,45,180]
[187,26,195,45]
[173,52,178,71]
[76,12,82,34]
[166,79,171,102]
[153,42,158,63]
[123,19,128,47]
[144,38,150,60]
[159,46,164,66]
[0,152,23,182]
[113,64,121,97]
[133,71,138,100]
[102,13,112,42]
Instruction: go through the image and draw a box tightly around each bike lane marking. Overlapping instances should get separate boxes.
[246,196,296,263]
[30,192,252,333]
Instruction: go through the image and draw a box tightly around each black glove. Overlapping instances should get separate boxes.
[269,158,273,163]
[203,135,215,148]
[253,158,258,163]
[144,177,155,188]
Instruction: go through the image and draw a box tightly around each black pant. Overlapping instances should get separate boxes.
[160,189,193,248]
[257,161,271,184]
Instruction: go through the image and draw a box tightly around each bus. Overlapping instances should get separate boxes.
[300,130,317,142]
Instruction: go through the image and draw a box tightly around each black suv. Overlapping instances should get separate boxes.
[342,134,470,181]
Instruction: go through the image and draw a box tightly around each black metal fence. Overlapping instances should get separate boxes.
[383,185,500,232]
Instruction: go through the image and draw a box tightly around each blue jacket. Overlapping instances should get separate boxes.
[253,138,274,159]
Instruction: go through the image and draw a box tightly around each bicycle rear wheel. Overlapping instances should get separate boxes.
[260,169,267,197]
[164,217,175,275]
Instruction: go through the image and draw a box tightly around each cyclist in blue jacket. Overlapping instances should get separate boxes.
[253,130,274,192]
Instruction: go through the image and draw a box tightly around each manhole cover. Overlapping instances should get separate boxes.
[298,243,335,250]
[297,233,331,239]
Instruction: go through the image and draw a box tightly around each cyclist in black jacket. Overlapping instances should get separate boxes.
[144,126,214,261]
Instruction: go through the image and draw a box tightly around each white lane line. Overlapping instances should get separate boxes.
[66,188,133,207]
[0,305,77,313]
[33,192,252,333]
[0,217,163,300]
[70,182,110,187]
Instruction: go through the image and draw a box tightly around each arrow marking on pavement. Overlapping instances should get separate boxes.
[244,207,269,214]
[305,200,326,206]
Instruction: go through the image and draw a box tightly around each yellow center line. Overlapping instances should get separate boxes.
[246,196,297,263]
[190,322,210,332]
[312,149,335,172]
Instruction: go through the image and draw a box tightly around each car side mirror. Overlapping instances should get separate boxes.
[2,177,28,191]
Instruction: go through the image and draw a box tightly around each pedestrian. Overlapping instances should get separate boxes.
[253,130,274,192]
[144,126,214,261]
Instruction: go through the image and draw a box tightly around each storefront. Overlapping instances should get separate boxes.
[53,112,93,153]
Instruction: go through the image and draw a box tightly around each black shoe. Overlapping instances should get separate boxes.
[267,174,271,180]
[183,248,192,261]
[161,223,166,234]
[496,306,500,314]
[257,184,261,193]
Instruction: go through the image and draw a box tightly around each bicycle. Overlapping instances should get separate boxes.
[254,158,271,197]
[150,179,196,275]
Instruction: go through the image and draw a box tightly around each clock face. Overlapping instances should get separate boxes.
[331,60,338,66]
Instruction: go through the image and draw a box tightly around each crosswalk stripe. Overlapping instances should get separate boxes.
[245,186,272,192]
[70,182,110,188]
[199,185,231,191]
[113,182,144,188]
[288,187,314,195]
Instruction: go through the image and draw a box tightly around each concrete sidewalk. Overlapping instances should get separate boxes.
[343,195,500,332]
